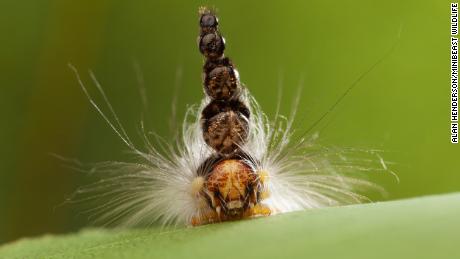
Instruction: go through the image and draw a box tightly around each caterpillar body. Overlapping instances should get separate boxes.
[193,7,270,224]
[69,7,390,228]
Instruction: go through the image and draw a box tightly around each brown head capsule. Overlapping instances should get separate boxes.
[199,33,225,59]
[201,100,250,155]
[204,63,240,100]
[204,159,260,218]
[200,13,218,29]
[199,7,218,34]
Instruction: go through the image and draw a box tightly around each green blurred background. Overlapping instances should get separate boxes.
[0,0,457,244]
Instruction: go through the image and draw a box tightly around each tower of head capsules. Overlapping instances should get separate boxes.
[193,7,271,225]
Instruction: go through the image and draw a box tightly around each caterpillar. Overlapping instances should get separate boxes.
[192,7,270,224]
[68,7,391,228]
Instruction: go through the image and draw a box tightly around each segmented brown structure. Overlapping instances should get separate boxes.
[195,7,268,223]
[198,7,248,155]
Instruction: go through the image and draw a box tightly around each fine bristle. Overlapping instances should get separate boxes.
[68,65,215,226]
[198,6,210,15]
[66,7,395,227]
[198,6,216,16]
[240,90,389,213]
[67,67,391,227]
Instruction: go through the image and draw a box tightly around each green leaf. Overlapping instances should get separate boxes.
[1,193,459,259]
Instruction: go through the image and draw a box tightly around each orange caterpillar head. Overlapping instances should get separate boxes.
[203,159,261,219]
